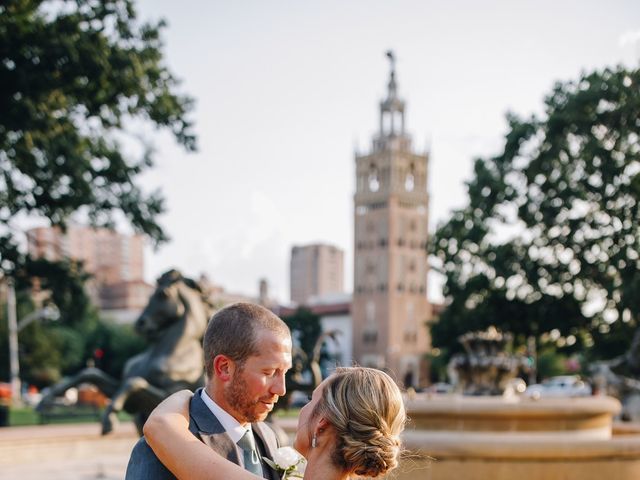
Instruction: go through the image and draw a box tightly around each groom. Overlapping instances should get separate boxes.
[125,302,293,479]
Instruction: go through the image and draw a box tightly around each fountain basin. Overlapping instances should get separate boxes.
[407,394,620,438]
[395,394,640,480]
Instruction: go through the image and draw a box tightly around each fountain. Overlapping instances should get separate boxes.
[448,326,527,395]
[394,328,640,480]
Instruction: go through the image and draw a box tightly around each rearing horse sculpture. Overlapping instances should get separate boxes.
[37,269,214,435]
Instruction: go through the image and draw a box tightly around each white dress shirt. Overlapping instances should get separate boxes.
[200,389,253,444]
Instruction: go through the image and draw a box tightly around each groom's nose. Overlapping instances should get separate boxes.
[270,371,287,397]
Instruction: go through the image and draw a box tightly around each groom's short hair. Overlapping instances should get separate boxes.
[203,302,290,378]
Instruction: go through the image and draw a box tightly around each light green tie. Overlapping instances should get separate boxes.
[237,429,263,477]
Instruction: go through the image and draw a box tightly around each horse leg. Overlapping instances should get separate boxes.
[37,368,119,412]
[101,377,166,435]
[133,412,148,437]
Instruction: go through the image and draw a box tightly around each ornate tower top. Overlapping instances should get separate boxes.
[374,50,410,152]
[382,51,402,111]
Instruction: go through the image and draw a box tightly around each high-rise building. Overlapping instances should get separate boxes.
[27,225,152,318]
[290,243,344,305]
[352,52,432,387]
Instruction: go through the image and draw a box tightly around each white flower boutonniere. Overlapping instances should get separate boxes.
[263,446,306,479]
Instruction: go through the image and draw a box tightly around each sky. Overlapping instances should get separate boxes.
[128,0,640,304]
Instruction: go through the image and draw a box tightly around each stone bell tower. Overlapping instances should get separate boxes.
[352,51,431,387]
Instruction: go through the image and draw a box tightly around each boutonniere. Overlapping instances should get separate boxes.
[263,446,306,479]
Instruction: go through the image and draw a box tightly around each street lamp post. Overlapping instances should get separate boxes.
[527,335,538,386]
[6,278,60,405]
[7,278,20,405]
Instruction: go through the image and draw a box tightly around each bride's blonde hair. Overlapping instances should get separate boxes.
[311,367,406,478]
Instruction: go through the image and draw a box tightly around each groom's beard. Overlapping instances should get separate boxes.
[226,368,277,423]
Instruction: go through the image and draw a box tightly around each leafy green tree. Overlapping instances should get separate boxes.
[0,0,195,258]
[282,307,323,360]
[0,285,77,387]
[20,257,93,326]
[84,319,147,379]
[426,348,450,383]
[0,0,194,384]
[536,348,568,380]
[430,66,640,364]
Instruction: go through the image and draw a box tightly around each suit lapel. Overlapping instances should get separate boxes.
[189,389,242,465]
[253,422,278,459]
[253,422,280,480]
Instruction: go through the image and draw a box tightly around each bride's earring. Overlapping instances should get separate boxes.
[312,433,317,448]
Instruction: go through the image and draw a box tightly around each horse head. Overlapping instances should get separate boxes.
[135,269,212,341]
[135,270,183,339]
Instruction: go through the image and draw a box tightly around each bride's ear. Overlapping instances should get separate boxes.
[315,417,331,435]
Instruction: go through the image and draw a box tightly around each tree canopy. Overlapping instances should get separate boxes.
[0,0,195,276]
[0,0,195,385]
[282,307,323,361]
[430,65,640,363]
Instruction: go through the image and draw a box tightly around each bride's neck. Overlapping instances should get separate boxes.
[303,458,348,480]
[303,449,349,480]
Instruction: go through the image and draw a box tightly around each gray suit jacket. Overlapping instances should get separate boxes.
[125,389,281,480]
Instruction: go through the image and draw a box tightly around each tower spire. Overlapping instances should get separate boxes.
[376,50,408,150]
[386,50,397,100]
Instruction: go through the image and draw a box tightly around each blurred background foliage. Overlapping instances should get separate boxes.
[1,0,194,389]
[430,65,640,377]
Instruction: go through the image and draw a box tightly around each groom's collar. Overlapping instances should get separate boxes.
[190,388,226,434]
[200,389,248,443]
[190,389,241,466]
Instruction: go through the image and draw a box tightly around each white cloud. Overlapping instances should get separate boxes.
[619,30,640,48]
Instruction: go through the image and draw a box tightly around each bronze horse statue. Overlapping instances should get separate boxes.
[37,269,214,435]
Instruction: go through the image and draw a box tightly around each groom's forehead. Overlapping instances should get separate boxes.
[252,328,292,348]
[249,346,292,362]
[248,355,292,368]
[233,328,289,365]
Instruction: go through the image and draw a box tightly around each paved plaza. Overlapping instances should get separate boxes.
[0,422,138,480]
[0,417,298,480]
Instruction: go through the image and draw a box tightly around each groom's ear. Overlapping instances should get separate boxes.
[213,354,235,381]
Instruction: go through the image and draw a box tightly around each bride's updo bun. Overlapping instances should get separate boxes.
[311,367,406,478]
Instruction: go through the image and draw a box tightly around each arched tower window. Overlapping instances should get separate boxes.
[368,164,379,192]
[366,300,376,324]
[405,163,415,191]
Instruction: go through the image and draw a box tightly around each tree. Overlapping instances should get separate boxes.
[0,0,194,385]
[430,66,640,364]
[282,307,323,360]
[83,319,147,379]
[0,0,195,273]
[0,280,90,387]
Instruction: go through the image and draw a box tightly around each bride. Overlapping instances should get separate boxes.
[144,366,406,480]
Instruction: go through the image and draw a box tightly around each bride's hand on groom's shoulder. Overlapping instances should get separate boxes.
[144,390,194,440]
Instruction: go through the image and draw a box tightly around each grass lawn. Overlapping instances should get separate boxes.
[272,408,301,419]
[7,405,133,427]
[4,404,298,427]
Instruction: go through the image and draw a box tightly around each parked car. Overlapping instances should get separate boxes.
[288,391,311,409]
[525,375,592,398]
[426,382,454,394]
[504,377,527,396]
